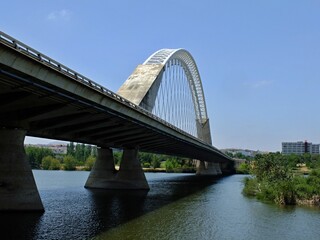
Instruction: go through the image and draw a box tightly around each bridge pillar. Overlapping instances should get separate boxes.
[196,160,222,176]
[85,147,149,190]
[115,148,149,190]
[85,147,116,189]
[0,128,44,211]
[196,119,222,176]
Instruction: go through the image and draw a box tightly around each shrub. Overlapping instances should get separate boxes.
[84,156,96,171]
[63,155,77,170]
[142,162,151,168]
[41,156,61,170]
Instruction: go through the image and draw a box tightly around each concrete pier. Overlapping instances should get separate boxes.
[85,147,149,190]
[196,160,222,176]
[85,147,116,188]
[0,128,44,211]
[116,148,149,190]
[195,119,222,175]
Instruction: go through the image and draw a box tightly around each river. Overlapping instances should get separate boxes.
[1,171,319,240]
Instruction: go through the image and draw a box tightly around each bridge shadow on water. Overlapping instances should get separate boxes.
[1,174,222,240]
[84,174,221,239]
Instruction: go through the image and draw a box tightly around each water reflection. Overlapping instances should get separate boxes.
[87,189,149,230]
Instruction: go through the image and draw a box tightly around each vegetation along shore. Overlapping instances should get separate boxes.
[25,142,196,173]
[238,153,320,206]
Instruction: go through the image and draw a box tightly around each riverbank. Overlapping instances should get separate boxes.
[242,153,320,207]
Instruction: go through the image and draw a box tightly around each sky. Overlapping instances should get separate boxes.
[1,0,319,152]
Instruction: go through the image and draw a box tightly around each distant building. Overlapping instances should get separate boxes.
[282,141,320,155]
[25,143,67,154]
[311,144,320,154]
[47,144,67,154]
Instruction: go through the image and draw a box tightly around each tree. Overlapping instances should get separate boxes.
[114,151,122,166]
[67,142,75,156]
[75,143,83,164]
[139,152,152,166]
[92,146,98,157]
[50,158,61,170]
[84,156,96,171]
[244,153,295,205]
[84,145,92,160]
[41,156,53,170]
[63,155,77,170]
[41,156,61,170]
[237,162,250,174]
[151,155,161,168]
[25,146,54,169]
[252,153,291,182]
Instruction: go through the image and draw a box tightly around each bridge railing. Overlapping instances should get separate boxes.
[0,31,218,151]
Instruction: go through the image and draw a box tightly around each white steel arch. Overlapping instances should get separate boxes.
[143,49,208,124]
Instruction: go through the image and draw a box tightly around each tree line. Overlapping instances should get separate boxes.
[25,142,195,172]
[26,143,97,171]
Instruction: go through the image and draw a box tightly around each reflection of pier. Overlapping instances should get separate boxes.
[0,31,232,211]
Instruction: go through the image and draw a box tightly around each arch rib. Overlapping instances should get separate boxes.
[118,48,208,124]
[144,49,208,124]
[118,48,210,136]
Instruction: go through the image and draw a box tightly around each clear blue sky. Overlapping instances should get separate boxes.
[1,0,319,152]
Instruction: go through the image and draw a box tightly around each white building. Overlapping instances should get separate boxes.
[282,141,320,155]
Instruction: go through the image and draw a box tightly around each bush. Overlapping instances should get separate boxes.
[41,156,61,170]
[243,153,320,206]
[237,162,250,174]
[84,156,96,171]
[165,160,174,172]
[242,177,258,196]
[63,155,77,170]
[151,155,161,168]
[26,146,54,169]
[142,162,151,168]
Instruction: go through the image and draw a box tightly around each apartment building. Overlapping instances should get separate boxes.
[282,141,320,155]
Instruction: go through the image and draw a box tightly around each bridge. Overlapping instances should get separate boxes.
[0,31,233,211]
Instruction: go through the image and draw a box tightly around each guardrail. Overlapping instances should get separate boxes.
[0,31,218,151]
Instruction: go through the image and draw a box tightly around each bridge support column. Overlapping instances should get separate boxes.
[85,147,116,188]
[196,160,222,176]
[85,147,149,190]
[115,148,149,190]
[0,128,44,211]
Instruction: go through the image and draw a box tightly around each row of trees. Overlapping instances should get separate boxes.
[66,142,97,164]
[25,143,195,172]
[242,153,320,206]
[138,152,195,172]
[39,155,96,171]
[111,151,195,172]
[25,143,97,171]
